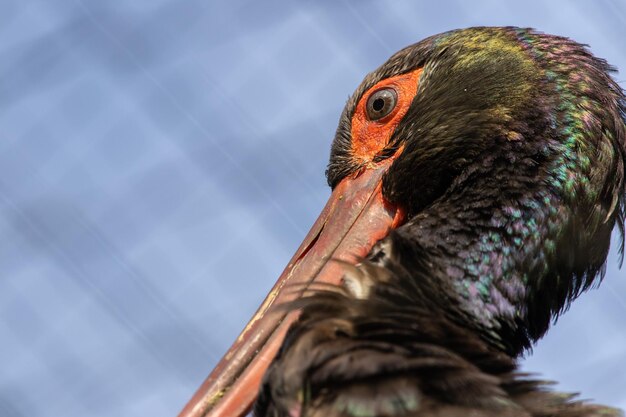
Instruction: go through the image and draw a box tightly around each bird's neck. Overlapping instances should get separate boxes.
[388,158,607,355]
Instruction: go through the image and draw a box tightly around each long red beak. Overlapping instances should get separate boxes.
[178,65,423,417]
[178,155,405,417]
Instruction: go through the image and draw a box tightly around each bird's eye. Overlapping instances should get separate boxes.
[366,87,398,121]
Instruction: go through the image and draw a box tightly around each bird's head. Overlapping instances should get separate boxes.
[327,26,626,352]
[180,27,626,417]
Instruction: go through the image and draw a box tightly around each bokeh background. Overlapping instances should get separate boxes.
[1,1,625,416]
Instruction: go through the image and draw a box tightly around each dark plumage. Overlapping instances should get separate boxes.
[254,27,626,417]
[256,262,619,417]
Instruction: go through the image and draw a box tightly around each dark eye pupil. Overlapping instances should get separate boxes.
[372,98,385,112]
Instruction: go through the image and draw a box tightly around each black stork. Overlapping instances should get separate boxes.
[179,27,626,417]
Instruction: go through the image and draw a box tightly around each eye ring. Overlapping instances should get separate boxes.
[366,87,398,121]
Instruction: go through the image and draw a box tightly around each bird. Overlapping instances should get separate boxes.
[178,27,626,417]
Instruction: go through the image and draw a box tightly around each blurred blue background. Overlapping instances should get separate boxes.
[1,1,625,416]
